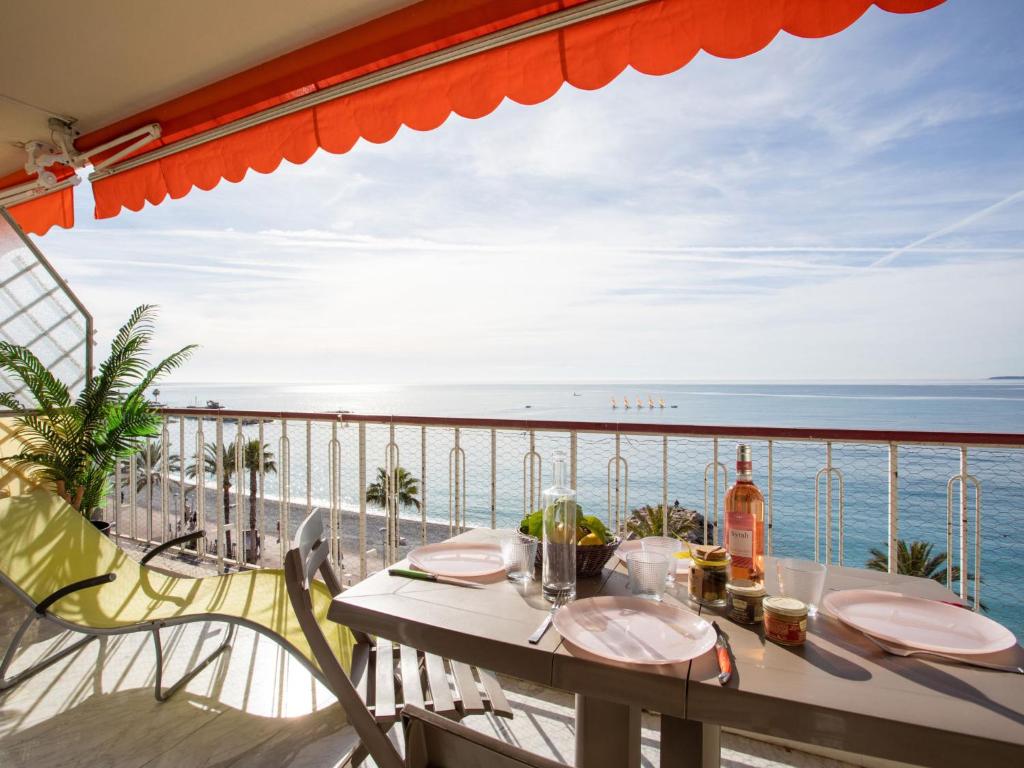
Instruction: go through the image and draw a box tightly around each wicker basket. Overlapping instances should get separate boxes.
[534,537,621,579]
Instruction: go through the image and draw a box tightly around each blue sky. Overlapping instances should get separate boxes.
[37,0,1024,383]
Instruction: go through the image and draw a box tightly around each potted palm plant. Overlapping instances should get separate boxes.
[0,305,195,531]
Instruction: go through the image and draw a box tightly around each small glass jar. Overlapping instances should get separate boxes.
[763,596,808,646]
[726,579,766,625]
[688,544,731,607]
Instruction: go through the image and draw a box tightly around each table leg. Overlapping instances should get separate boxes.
[660,716,720,768]
[575,695,641,768]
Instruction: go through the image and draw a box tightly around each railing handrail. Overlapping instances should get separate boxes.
[156,408,1024,448]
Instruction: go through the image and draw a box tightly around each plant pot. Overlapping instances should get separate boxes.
[90,519,113,537]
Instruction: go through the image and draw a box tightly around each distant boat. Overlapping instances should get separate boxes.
[573,392,582,397]
[611,398,617,409]
[525,405,532,409]
[647,397,655,409]
[658,399,665,409]
[186,399,224,410]
[624,398,631,409]
[670,404,678,408]
[636,398,643,409]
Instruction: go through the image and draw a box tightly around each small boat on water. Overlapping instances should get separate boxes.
[186,399,224,410]
[635,397,643,409]
[647,397,655,409]
[658,398,665,408]
[611,398,617,409]
[623,398,631,409]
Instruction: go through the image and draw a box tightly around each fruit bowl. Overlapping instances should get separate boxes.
[534,536,621,579]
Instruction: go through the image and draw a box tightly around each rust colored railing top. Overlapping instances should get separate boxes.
[157,408,1024,447]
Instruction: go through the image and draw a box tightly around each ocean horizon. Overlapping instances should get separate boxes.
[144,380,1022,638]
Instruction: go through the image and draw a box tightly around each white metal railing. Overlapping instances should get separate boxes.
[106,409,1023,634]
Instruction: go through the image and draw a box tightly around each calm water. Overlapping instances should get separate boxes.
[158,380,1024,432]
[154,381,1023,637]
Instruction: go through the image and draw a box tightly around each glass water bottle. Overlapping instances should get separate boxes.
[542,452,577,603]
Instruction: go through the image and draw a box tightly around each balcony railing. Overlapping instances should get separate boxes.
[108,408,1024,636]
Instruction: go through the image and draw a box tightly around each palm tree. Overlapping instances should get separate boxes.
[187,439,276,563]
[187,442,235,558]
[127,441,181,495]
[366,466,420,511]
[867,539,984,609]
[0,305,195,516]
[866,539,954,583]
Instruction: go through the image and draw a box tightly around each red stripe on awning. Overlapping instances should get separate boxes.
[83,0,945,220]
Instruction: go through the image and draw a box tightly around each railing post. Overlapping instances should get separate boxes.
[129,442,137,544]
[178,416,186,540]
[959,447,968,598]
[215,417,224,570]
[420,426,427,545]
[235,420,245,564]
[258,419,266,567]
[570,431,578,490]
[662,436,669,537]
[490,428,497,529]
[329,420,340,570]
[713,439,720,545]
[358,422,367,579]
[278,420,291,560]
[887,443,899,575]
[385,423,400,564]
[140,437,149,541]
[766,440,774,555]
[161,421,170,545]
[195,418,205,558]
[305,419,313,517]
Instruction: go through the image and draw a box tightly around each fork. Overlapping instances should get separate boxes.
[529,594,565,645]
[864,634,1023,674]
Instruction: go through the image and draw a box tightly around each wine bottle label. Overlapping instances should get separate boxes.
[728,527,753,559]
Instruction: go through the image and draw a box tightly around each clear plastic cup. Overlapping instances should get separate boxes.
[641,536,684,585]
[776,558,827,616]
[501,533,538,584]
[627,551,670,601]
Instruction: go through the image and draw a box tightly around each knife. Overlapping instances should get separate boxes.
[712,621,733,685]
[388,567,484,589]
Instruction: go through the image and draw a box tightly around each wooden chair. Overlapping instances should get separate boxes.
[403,704,569,768]
[284,509,514,768]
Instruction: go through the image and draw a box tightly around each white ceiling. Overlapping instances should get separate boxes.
[0,0,420,180]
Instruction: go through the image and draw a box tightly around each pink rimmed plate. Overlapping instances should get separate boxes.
[823,589,1015,655]
[614,539,692,576]
[553,596,714,665]
[408,542,504,578]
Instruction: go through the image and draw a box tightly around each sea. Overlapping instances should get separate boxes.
[153,380,1024,637]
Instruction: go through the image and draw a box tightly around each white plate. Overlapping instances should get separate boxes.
[614,539,692,575]
[553,596,714,665]
[823,589,1016,655]
[407,542,505,578]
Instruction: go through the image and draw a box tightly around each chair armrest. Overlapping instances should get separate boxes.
[36,573,117,615]
[141,530,205,566]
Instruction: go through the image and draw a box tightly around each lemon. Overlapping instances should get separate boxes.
[578,532,602,546]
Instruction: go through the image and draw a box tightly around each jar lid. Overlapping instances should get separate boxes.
[691,544,729,563]
[763,596,808,617]
[727,579,766,597]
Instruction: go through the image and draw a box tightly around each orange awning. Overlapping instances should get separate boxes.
[2,0,946,234]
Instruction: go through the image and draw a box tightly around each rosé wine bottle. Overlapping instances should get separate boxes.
[724,444,765,583]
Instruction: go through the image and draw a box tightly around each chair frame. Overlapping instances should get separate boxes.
[0,529,324,701]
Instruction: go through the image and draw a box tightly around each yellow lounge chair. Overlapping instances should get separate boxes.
[0,488,355,700]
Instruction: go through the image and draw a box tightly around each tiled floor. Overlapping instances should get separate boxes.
[0,620,858,768]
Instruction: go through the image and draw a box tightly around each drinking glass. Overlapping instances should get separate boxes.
[627,551,670,601]
[776,558,826,616]
[641,536,684,585]
[501,533,538,584]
